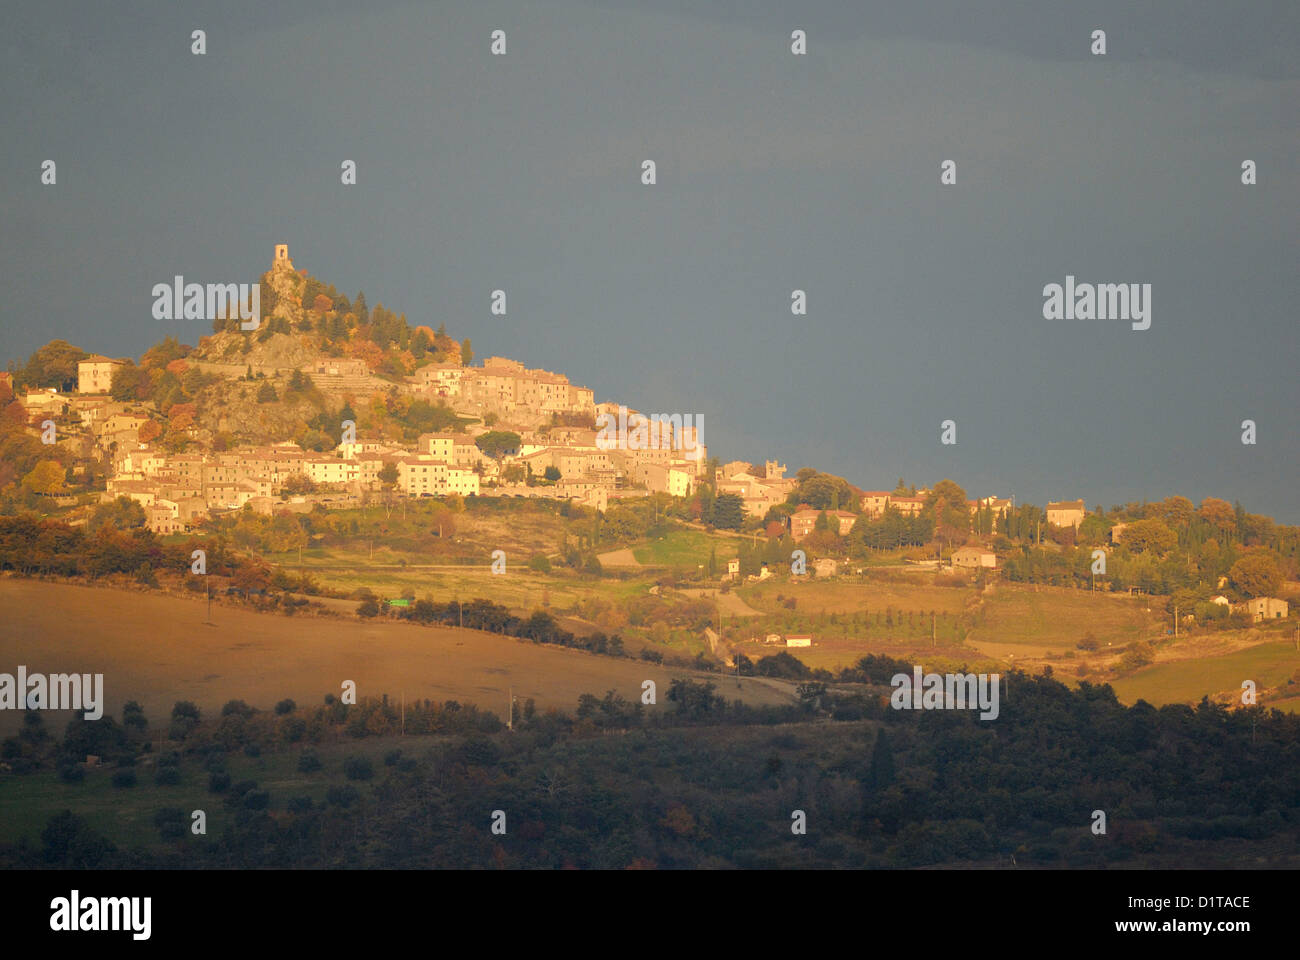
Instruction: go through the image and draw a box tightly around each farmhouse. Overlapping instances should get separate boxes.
[952,546,997,569]
[1233,597,1289,623]
[1046,500,1086,529]
[889,496,926,517]
[860,491,891,518]
[785,635,812,648]
[790,509,857,541]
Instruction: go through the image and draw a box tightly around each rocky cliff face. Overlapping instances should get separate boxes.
[264,255,305,329]
[193,378,321,442]
[193,330,317,371]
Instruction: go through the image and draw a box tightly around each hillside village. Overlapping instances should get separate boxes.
[1,246,1294,631]
[4,247,709,520]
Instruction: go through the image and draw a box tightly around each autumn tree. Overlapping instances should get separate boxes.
[1121,518,1177,555]
[925,479,970,548]
[1198,498,1237,537]
[168,404,196,431]
[1228,553,1282,599]
[22,460,66,495]
[1153,495,1194,528]
[110,363,150,402]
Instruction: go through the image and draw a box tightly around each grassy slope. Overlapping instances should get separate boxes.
[0,579,791,739]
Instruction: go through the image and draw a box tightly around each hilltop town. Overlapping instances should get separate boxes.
[1,245,1294,635]
[3,246,711,527]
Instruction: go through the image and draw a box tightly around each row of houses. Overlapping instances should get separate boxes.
[1210,594,1289,623]
[515,418,706,498]
[411,355,594,419]
[715,461,796,518]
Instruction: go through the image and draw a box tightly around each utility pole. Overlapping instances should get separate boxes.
[401,690,405,736]
[1174,604,1179,639]
[508,686,513,731]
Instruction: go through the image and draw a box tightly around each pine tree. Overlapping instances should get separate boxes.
[870,729,895,788]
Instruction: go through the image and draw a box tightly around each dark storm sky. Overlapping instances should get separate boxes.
[2,1,1297,518]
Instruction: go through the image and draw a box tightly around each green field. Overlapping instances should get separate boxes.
[264,543,654,613]
[1110,641,1300,706]
[969,587,1156,653]
[631,529,739,569]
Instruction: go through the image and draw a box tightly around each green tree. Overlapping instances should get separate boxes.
[40,810,114,866]
[791,472,855,511]
[122,701,147,732]
[475,431,521,460]
[870,729,895,788]
[87,497,147,532]
[713,493,744,530]
[18,340,87,391]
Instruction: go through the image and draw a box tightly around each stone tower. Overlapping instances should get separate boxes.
[274,243,292,267]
